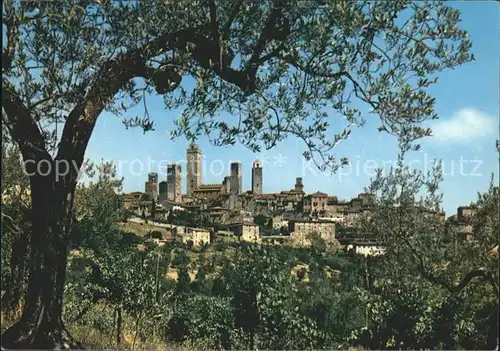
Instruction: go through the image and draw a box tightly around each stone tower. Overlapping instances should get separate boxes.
[295,177,304,193]
[167,163,182,202]
[186,142,201,196]
[145,172,158,200]
[230,162,242,194]
[222,176,231,193]
[159,181,168,201]
[251,160,263,194]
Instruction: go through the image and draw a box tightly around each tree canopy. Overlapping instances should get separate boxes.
[3,0,473,171]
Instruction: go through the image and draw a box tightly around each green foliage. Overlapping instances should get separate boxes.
[4,0,474,171]
[351,279,498,350]
[191,252,210,294]
[227,245,325,349]
[171,251,189,268]
[308,231,327,253]
[71,161,125,253]
[253,215,268,226]
[1,144,31,310]
[353,141,499,350]
[165,294,233,348]
[168,210,203,228]
[65,246,169,328]
[175,254,191,296]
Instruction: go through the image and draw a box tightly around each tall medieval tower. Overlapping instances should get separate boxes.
[159,181,168,201]
[167,163,182,202]
[294,177,304,193]
[251,160,263,194]
[145,172,158,200]
[230,162,242,194]
[186,142,201,196]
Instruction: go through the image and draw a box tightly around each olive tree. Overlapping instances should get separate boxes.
[356,140,498,349]
[1,0,473,347]
[363,140,498,298]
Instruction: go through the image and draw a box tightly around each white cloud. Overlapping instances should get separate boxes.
[430,108,497,143]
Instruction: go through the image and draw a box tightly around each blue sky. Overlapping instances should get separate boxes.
[85,2,499,216]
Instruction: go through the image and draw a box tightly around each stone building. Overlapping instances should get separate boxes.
[230,162,242,194]
[288,219,336,243]
[271,215,289,230]
[222,176,231,193]
[220,222,260,243]
[251,160,263,194]
[122,191,145,210]
[186,142,201,196]
[172,226,211,247]
[342,208,363,227]
[324,196,339,214]
[191,228,211,246]
[192,184,225,199]
[458,206,475,219]
[357,193,376,207]
[347,244,386,256]
[167,163,182,202]
[446,205,475,241]
[145,172,158,201]
[122,191,155,217]
[203,206,231,225]
[159,181,168,201]
[303,191,328,216]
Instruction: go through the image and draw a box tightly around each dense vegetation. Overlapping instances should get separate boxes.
[2,142,498,349]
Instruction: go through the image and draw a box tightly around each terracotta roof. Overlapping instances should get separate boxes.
[196,184,224,190]
[224,221,259,227]
[253,194,277,199]
[358,192,374,197]
[290,219,336,224]
[159,200,185,206]
[308,191,328,198]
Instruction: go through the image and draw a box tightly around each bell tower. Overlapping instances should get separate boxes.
[186,142,201,196]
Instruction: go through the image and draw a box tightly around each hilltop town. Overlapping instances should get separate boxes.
[122,143,474,254]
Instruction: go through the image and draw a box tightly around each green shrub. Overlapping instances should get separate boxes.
[165,295,233,348]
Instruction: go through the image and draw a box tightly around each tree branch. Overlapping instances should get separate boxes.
[221,0,244,41]
[56,53,147,183]
[56,24,258,188]
[285,58,347,80]
[208,0,219,42]
[247,0,286,70]
[448,268,498,296]
[2,81,50,161]
[2,4,19,72]
[396,230,499,298]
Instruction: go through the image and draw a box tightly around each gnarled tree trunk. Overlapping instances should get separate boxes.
[1,160,79,349]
